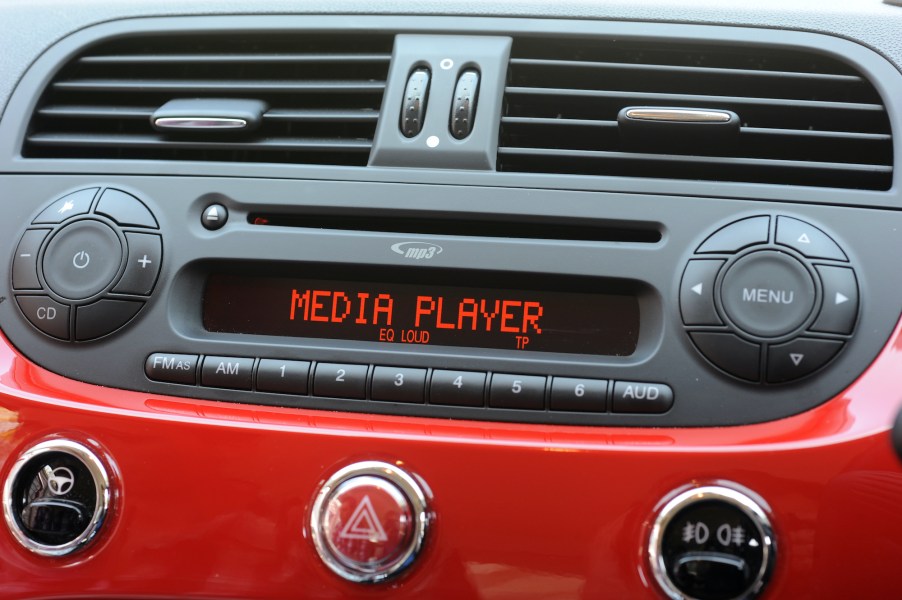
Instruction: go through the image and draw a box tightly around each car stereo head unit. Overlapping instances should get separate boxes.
[1,178,901,428]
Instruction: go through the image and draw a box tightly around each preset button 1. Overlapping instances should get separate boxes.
[256,359,310,395]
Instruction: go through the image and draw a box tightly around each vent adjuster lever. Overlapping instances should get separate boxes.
[151,99,268,132]
[617,106,740,151]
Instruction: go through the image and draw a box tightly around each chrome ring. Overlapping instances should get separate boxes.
[2,439,111,557]
[648,484,776,600]
[310,461,429,583]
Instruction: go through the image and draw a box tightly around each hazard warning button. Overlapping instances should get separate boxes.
[311,462,429,583]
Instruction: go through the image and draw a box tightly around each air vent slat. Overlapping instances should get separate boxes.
[24,33,393,165]
[263,109,380,123]
[38,105,154,119]
[510,58,865,84]
[499,147,892,173]
[27,133,371,152]
[54,80,386,94]
[500,38,893,190]
[505,87,884,112]
[79,53,391,65]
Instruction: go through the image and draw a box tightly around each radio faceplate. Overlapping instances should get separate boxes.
[1,174,901,427]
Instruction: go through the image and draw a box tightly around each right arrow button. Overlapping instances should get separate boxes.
[767,338,844,383]
[812,266,859,335]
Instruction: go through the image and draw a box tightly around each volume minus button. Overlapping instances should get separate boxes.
[400,68,431,138]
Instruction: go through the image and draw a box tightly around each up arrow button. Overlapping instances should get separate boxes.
[775,216,847,261]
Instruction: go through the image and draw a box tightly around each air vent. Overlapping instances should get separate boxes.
[499,38,894,190]
[23,34,394,166]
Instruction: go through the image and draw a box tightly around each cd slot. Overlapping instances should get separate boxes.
[247,211,662,244]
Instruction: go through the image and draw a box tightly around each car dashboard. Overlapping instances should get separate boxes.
[0,1,901,599]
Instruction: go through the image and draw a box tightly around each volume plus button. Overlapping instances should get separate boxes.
[400,69,430,138]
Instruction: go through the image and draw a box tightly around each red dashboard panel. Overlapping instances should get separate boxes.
[0,318,901,599]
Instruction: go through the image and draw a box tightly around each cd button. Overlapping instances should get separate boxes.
[430,370,485,407]
[256,359,310,395]
[812,266,859,335]
[32,188,97,224]
[202,356,255,390]
[550,377,607,412]
[94,188,158,228]
[775,216,847,261]
[690,332,761,382]
[680,260,725,325]
[314,363,368,399]
[12,229,50,290]
[489,374,546,410]
[720,252,816,338]
[145,353,198,385]
[112,232,162,296]
[75,299,143,341]
[16,295,70,340]
[766,338,844,383]
[372,367,427,404]
[611,381,673,413]
[696,216,769,254]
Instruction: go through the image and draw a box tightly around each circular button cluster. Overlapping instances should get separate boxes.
[680,215,858,384]
[649,484,776,600]
[10,187,162,342]
[2,440,111,557]
[310,461,429,583]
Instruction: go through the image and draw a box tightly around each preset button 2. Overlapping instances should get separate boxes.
[314,363,368,399]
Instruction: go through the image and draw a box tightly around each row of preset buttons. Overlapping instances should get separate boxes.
[145,353,674,414]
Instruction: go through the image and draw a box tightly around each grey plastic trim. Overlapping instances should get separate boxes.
[0,16,898,208]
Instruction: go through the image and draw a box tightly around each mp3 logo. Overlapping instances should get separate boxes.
[390,241,444,261]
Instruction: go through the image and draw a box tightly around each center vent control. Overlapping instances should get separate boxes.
[11,187,162,341]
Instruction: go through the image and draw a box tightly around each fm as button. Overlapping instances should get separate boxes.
[145,353,198,385]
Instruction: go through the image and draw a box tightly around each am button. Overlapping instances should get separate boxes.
[720,251,816,338]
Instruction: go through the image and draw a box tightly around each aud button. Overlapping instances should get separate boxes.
[612,381,673,414]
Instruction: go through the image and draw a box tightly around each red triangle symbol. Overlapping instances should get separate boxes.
[339,495,388,542]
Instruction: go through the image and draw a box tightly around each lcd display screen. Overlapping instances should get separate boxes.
[203,273,640,356]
